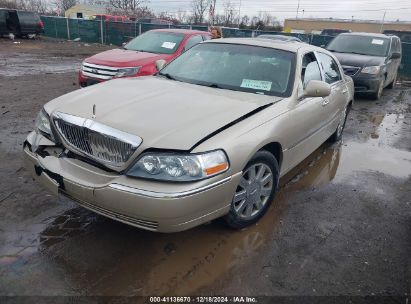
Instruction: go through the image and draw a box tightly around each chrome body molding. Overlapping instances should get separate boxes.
[109,175,236,199]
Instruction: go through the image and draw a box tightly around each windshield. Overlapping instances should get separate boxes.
[124,31,185,54]
[327,35,389,57]
[159,43,296,97]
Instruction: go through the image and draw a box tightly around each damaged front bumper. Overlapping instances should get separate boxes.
[23,131,241,233]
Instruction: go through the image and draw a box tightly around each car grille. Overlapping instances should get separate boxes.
[53,112,142,168]
[81,62,119,80]
[342,66,360,77]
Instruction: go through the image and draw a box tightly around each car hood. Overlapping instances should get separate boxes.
[45,77,280,151]
[331,52,386,68]
[85,49,170,67]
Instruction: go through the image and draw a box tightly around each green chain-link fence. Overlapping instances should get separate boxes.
[40,16,411,80]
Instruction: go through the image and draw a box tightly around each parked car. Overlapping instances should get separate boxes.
[24,38,354,232]
[327,32,402,99]
[257,34,302,42]
[137,18,171,25]
[79,29,212,87]
[383,30,411,43]
[0,9,43,37]
[93,14,130,22]
[320,29,351,36]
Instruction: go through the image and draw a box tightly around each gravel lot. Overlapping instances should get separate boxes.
[0,37,410,299]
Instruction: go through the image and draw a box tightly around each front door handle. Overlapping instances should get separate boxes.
[322,98,330,106]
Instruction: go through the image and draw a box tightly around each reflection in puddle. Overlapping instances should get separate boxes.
[31,143,343,296]
[13,133,411,296]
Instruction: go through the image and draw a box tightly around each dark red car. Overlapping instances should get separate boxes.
[79,29,211,87]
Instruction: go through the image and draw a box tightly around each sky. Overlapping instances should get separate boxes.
[148,0,411,22]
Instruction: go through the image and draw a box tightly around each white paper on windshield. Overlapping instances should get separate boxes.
[161,41,176,49]
[372,39,384,45]
[240,79,272,91]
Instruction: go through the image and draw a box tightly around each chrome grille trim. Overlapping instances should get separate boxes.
[82,62,119,80]
[52,112,142,168]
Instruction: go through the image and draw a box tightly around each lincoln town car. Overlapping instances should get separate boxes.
[24,38,354,232]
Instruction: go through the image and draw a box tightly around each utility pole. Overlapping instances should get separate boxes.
[380,10,386,33]
[296,0,301,19]
[238,0,242,27]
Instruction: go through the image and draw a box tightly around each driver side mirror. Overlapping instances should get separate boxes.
[155,59,167,71]
[390,52,401,60]
[303,80,331,98]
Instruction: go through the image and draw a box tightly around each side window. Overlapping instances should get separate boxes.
[317,53,342,84]
[202,35,211,41]
[394,38,401,53]
[301,52,322,88]
[184,35,203,51]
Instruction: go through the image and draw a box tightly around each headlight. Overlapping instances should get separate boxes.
[127,150,229,182]
[361,66,381,75]
[115,67,141,78]
[35,109,54,141]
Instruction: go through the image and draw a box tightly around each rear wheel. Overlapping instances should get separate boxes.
[224,151,279,229]
[330,105,350,142]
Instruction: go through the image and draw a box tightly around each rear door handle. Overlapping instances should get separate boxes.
[342,89,349,94]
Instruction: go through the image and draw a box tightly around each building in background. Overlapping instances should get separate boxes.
[64,4,107,19]
[284,18,411,34]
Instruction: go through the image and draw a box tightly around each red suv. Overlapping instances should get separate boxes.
[79,29,211,87]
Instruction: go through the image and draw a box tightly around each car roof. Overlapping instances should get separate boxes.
[151,28,210,36]
[204,37,320,53]
[258,34,302,41]
[338,32,392,39]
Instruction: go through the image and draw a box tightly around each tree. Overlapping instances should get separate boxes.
[53,0,77,15]
[175,8,188,23]
[222,0,237,26]
[190,0,211,24]
[239,15,249,28]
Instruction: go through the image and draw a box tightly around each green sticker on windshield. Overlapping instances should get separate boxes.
[241,79,272,91]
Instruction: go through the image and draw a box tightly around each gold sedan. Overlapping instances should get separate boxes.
[24,38,354,232]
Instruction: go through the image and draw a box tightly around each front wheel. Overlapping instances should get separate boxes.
[371,78,384,100]
[387,72,398,89]
[224,151,279,229]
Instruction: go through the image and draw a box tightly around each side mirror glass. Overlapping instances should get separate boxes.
[303,80,331,98]
[155,59,167,71]
[390,52,401,60]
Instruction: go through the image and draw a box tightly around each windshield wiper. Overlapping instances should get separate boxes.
[206,83,224,89]
[158,72,177,81]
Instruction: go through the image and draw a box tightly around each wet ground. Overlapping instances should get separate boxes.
[0,39,410,298]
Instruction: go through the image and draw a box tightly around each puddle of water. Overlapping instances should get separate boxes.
[0,53,80,76]
[2,121,410,296]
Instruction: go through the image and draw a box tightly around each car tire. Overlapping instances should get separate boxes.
[224,151,279,229]
[387,72,398,89]
[371,78,384,100]
[330,104,350,142]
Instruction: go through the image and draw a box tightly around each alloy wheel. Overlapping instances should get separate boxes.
[233,163,274,220]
